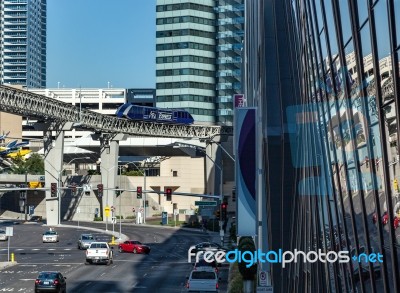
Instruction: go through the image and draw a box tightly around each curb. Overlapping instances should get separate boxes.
[55,224,129,243]
[0,261,17,271]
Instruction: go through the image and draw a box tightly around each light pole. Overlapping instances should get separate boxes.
[198,149,224,242]
[58,157,90,225]
[121,161,147,223]
[98,164,119,231]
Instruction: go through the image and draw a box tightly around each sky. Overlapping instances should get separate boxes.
[47,0,156,89]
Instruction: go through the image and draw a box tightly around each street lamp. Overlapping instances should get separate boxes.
[200,137,235,163]
[58,156,90,225]
[120,161,147,224]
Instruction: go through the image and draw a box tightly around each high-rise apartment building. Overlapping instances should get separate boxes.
[0,0,47,88]
[215,0,244,126]
[155,0,244,125]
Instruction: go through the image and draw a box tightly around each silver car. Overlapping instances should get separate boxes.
[77,233,95,250]
[42,230,59,243]
[0,230,8,241]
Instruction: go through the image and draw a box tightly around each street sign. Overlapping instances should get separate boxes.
[194,201,217,206]
[173,209,179,215]
[39,176,45,182]
[29,205,34,216]
[5,227,13,237]
[257,286,273,293]
[259,271,267,286]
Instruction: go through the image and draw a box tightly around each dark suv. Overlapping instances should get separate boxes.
[34,271,66,293]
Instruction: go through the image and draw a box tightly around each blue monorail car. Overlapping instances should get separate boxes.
[116,104,194,124]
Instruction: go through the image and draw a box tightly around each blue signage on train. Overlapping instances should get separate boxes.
[116,104,194,125]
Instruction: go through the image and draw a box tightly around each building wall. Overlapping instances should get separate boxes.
[0,0,46,88]
[0,112,22,143]
[0,156,206,220]
[215,0,244,126]
[244,0,400,292]
[156,0,217,124]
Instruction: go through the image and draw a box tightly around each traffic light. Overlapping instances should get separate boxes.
[115,186,121,197]
[166,188,172,201]
[232,189,236,202]
[221,203,227,220]
[97,184,103,197]
[137,186,142,199]
[215,210,221,220]
[50,183,57,197]
[145,200,149,207]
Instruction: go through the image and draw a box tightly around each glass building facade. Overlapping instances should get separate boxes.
[155,0,244,125]
[243,0,400,292]
[155,0,217,124]
[215,0,244,126]
[0,0,47,88]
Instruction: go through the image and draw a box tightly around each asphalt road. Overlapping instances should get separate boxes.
[0,220,229,292]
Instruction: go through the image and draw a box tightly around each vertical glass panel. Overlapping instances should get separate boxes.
[324,0,339,56]
[320,30,329,64]
[313,0,323,33]
[381,101,396,249]
[360,21,372,58]
[339,0,352,44]
[358,0,368,26]
[394,0,400,48]
[384,248,395,292]
[374,0,391,60]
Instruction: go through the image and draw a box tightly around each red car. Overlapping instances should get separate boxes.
[394,216,400,230]
[372,211,388,225]
[118,240,150,254]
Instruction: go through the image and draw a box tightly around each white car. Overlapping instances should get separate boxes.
[0,230,8,241]
[42,230,59,243]
[186,268,220,292]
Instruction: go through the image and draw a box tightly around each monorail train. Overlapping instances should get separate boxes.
[116,104,194,124]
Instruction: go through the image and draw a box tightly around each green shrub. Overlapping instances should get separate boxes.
[93,216,103,221]
[237,237,257,280]
[115,215,124,219]
[125,215,135,219]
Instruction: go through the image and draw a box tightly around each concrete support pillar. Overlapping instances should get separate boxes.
[205,143,219,196]
[43,130,64,226]
[99,133,127,228]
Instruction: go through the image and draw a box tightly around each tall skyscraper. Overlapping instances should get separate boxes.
[215,0,244,126]
[156,0,217,124]
[0,0,47,88]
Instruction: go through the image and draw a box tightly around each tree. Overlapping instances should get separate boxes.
[11,153,44,174]
[238,237,257,280]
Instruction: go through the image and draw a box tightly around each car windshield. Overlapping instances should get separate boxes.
[44,231,57,235]
[91,243,107,248]
[82,235,94,240]
[191,271,216,279]
[0,230,5,234]
[38,272,58,279]
[195,259,216,267]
